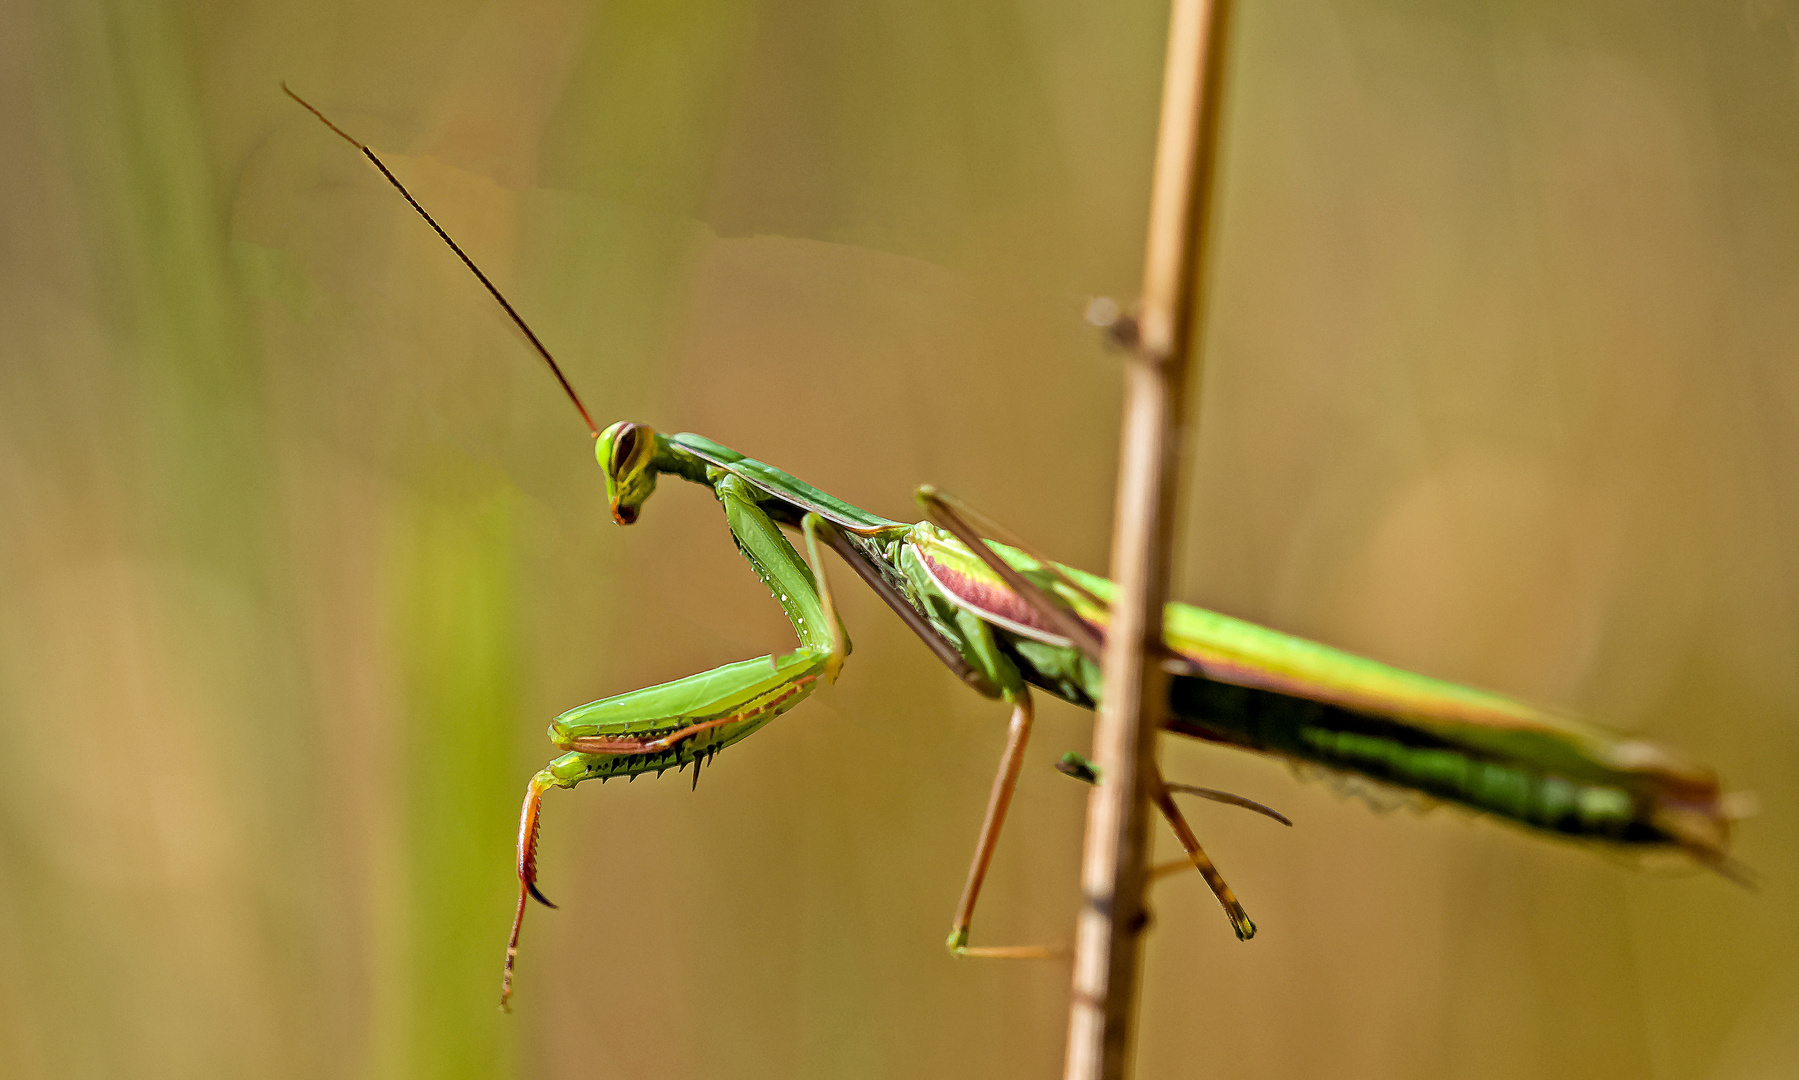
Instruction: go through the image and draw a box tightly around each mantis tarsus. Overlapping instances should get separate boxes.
[284,87,1740,1013]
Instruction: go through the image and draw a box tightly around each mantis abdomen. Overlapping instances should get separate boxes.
[914,525,1732,864]
[1163,675,1726,855]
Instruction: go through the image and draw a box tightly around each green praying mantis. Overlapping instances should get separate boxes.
[285,88,1740,1013]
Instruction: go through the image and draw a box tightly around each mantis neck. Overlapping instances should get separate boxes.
[651,433,713,487]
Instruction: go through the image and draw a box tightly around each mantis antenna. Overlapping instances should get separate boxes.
[283,83,602,439]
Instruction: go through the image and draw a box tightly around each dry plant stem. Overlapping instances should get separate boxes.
[1063,0,1235,1078]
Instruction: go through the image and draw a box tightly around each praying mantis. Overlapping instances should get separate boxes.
[284,88,1739,1013]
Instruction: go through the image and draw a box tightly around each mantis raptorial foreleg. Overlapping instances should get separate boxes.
[501,489,848,1008]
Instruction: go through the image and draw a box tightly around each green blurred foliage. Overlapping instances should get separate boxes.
[1,1,1796,1078]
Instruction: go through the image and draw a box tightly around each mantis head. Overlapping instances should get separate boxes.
[597,421,659,525]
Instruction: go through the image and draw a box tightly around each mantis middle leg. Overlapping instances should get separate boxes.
[916,488,1266,946]
[936,605,1061,958]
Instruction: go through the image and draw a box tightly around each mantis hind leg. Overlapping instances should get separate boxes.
[1056,751,1277,939]
[1149,765,1256,940]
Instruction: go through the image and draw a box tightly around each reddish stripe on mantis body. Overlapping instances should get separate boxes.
[916,550,1088,646]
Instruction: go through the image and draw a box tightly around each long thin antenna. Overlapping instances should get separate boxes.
[283,83,601,438]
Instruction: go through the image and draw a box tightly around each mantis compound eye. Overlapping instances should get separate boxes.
[597,420,659,525]
[608,424,637,474]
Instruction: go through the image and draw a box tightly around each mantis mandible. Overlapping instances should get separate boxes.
[284,88,1739,1012]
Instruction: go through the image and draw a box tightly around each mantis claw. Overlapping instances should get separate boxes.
[504,771,558,1008]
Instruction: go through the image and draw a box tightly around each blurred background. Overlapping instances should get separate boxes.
[2,1,1796,1077]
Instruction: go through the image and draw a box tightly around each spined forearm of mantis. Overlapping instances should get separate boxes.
[283,87,1746,1013]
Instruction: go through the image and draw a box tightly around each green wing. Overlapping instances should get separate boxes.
[910,527,1730,858]
[1049,563,1673,771]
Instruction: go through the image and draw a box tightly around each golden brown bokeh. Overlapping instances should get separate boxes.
[0,2,1794,1078]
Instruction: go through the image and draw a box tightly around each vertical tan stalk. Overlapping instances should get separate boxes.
[1062,1,1236,1078]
